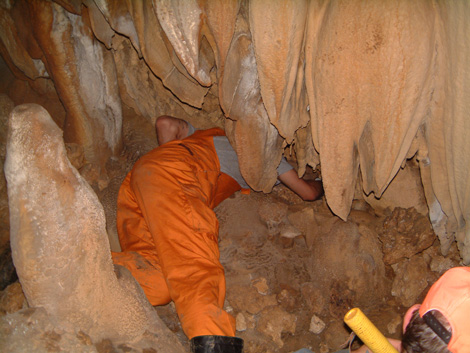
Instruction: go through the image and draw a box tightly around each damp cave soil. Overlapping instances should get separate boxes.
[94,109,462,353]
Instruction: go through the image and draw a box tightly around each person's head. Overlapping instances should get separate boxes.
[402,308,451,353]
[401,267,470,353]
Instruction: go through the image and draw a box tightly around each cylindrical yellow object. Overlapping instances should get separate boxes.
[344,308,399,353]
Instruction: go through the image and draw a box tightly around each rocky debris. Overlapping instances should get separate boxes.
[379,208,436,265]
[236,312,247,332]
[276,285,299,312]
[391,256,432,307]
[257,306,296,348]
[322,320,352,352]
[287,206,339,249]
[1,307,95,353]
[429,255,458,273]
[227,285,278,316]
[252,277,269,295]
[422,241,462,275]
[280,223,303,239]
[309,218,390,314]
[257,201,288,236]
[0,282,26,315]
[216,192,407,351]
[279,223,304,249]
[0,306,170,353]
[271,183,307,205]
[300,282,326,316]
[309,315,326,334]
[287,208,314,236]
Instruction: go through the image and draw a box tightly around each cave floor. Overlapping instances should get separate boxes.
[94,108,461,353]
[0,106,461,353]
[151,191,404,353]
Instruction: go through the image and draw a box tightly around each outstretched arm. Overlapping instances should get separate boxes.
[155,115,190,145]
[278,169,324,201]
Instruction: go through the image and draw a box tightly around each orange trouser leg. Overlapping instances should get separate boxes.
[112,173,171,306]
[123,154,235,339]
[111,250,171,305]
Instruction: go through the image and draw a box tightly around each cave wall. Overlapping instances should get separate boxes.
[1,0,469,263]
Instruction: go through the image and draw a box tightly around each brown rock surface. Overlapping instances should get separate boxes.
[379,208,436,265]
[391,256,433,308]
[257,306,296,348]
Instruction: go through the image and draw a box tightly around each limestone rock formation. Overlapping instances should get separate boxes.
[379,208,436,265]
[0,0,469,260]
[3,104,184,352]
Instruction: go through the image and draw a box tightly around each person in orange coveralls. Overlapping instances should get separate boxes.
[112,116,324,353]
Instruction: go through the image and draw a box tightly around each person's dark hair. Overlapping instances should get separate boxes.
[402,309,452,353]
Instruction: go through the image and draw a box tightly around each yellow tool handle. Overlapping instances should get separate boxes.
[344,308,399,353]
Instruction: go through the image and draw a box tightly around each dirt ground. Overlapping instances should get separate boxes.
[94,108,462,353]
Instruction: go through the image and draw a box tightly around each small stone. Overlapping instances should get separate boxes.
[224,301,233,313]
[280,223,302,239]
[287,208,314,235]
[276,286,298,312]
[252,277,269,295]
[76,330,93,346]
[236,312,247,332]
[309,314,326,334]
[0,282,27,315]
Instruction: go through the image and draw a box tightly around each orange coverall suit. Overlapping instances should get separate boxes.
[112,128,241,339]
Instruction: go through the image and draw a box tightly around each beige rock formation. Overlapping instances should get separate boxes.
[28,1,122,188]
[3,104,184,352]
[249,0,309,143]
